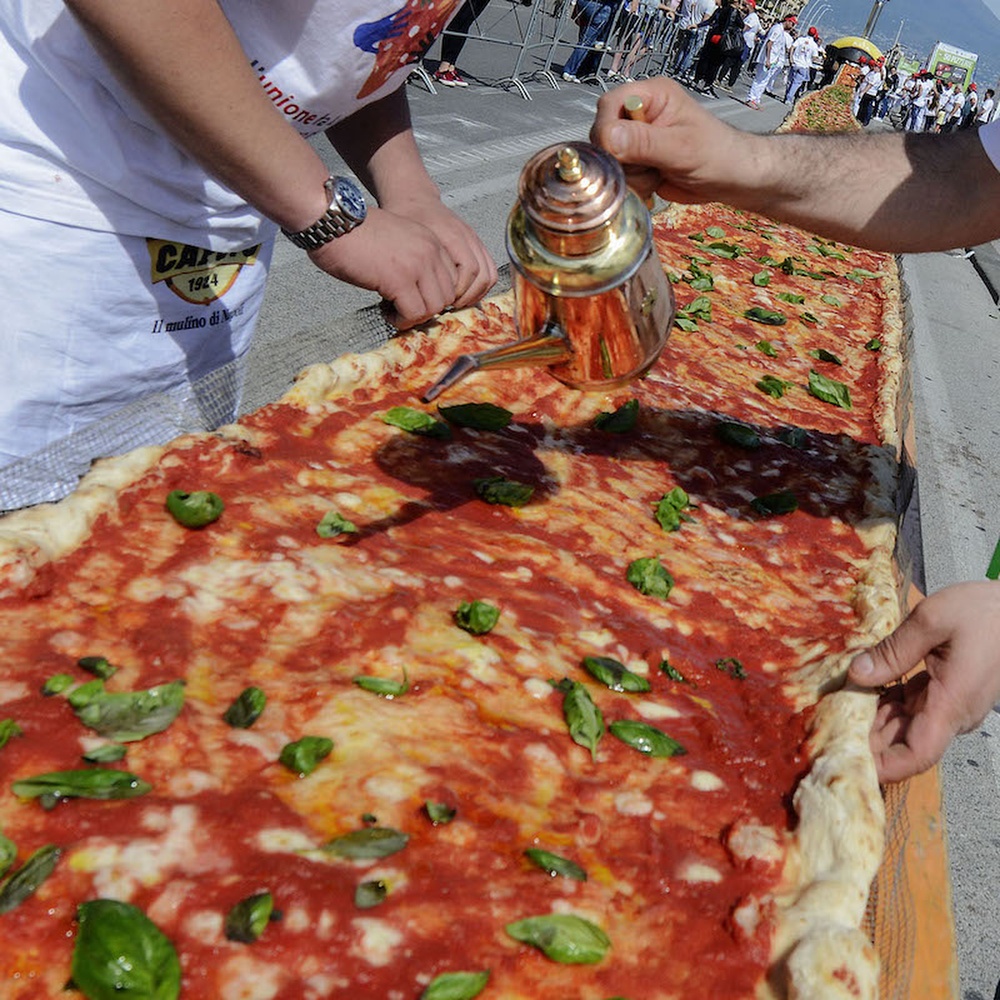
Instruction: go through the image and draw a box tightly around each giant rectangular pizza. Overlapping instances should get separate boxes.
[0,196,902,999]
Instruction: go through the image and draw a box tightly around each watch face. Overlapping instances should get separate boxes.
[333,177,367,223]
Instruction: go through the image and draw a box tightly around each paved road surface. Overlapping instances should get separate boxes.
[256,69,1000,1000]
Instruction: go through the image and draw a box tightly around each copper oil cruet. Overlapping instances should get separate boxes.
[421,140,675,402]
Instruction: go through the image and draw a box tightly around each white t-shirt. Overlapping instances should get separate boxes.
[978,96,995,123]
[911,78,934,109]
[789,36,819,70]
[857,66,884,97]
[0,0,459,250]
[742,11,761,48]
[762,22,791,67]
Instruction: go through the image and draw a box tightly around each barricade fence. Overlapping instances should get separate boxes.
[413,0,685,101]
[413,1,865,115]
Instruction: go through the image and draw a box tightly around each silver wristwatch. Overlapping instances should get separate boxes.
[282,176,368,250]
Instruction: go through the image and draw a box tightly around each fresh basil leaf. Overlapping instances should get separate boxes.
[317,510,358,538]
[752,270,771,287]
[674,316,699,332]
[594,398,639,433]
[225,891,274,943]
[421,970,491,1000]
[778,256,798,274]
[777,292,805,304]
[750,490,799,516]
[505,914,611,965]
[72,898,181,1000]
[687,231,705,243]
[473,476,533,507]
[820,293,842,306]
[423,801,456,825]
[454,600,500,635]
[808,348,841,365]
[354,879,388,910]
[846,267,880,283]
[223,686,266,728]
[82,744,127,764]
[0,845,61,915]
[361,812,379,825]
[279,736,333,776]
[67,679,104,709]
[0,833,15,879]
[12,769,150,803]
[754,339,778,357]
[689,273,714,292]
[743,306,787,326]
[72,680,185,743]
[77,656,118,681]
[808,369,852,409]
[679,295,712,321]
[706,240,742,259]
[524,848,587,881]
[659,660,687,683]
[715,421,760,450]
[353,672,409,698]
[381,406,451,439]
[608,719,686,758]
[716,657,747,680]
[438,402,512,431]
[626,557,674,600]
[324,827,410,860]
[556,679,604,761]
[165,489,224,529]
[756,375,793,399]
[653,487,695,532]
[800,311,821,326]
[810,243,847,259]
[0,718,22,751]
[42,673,75,696]
[705,225,725,239]
[865,337,882,351]
[581,656,650,694]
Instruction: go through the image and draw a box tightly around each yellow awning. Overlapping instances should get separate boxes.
[830,35,883,62]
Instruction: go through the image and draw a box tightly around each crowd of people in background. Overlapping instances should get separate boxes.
[429,0,995,134]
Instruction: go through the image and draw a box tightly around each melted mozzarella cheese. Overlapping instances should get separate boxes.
[351,917,404,967]
[678,860,723,884]
[690,770,725,792]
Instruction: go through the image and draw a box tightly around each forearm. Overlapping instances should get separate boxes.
[326,87,440,210]
[732,128,1000,252]
[65,0,331,232]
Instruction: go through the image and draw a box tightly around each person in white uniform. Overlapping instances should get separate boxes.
[745,13,794,109]
[0,1,496,471]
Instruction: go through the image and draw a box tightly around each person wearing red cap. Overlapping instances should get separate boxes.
[592,77,1000,782]
[961,82,980,129]
[905,69,935,131]
[855,53,885,126]
[745,12,795,108]
[783,22,820,104]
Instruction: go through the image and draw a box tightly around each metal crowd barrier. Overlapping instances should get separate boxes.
[413,1,679,101]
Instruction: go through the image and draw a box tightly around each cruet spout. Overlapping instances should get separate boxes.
[421,324,571,403]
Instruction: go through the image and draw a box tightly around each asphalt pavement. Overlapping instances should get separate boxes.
[255,60,1000,1000]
